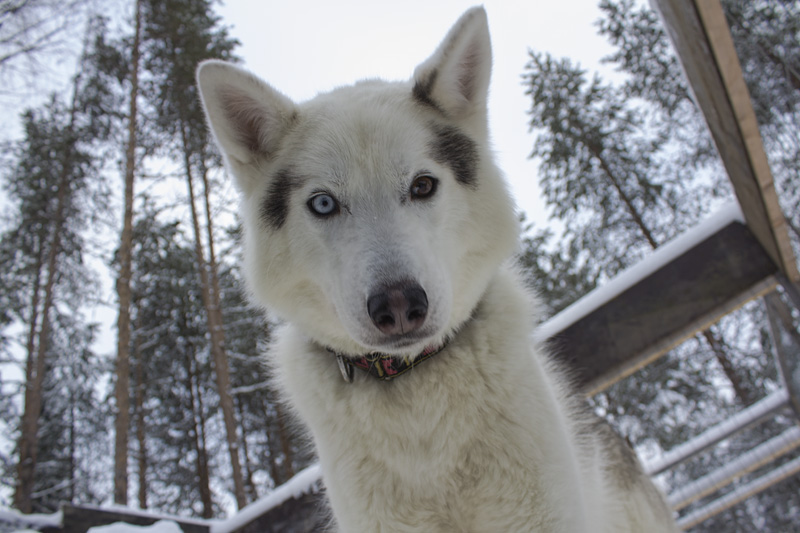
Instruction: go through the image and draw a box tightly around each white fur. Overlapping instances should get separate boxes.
[197,6,677,532]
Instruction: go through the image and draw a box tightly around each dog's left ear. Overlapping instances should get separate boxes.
[413,6,492,119]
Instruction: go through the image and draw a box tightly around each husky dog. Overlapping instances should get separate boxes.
[197,7,676,532]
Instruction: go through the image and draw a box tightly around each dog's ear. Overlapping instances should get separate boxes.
[412,7,492,119]
[197,60,297,190]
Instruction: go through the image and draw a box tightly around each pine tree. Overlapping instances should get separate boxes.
[139,0,246,508]
[2,17,115,510]
[599,0,799,242]
[523,48,759,405]
[30,315,108,512]
[127,204,219,517]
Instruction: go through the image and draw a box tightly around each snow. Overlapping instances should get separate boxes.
[86,520,184,533]
[536,202,746,340]
[0,507,61,531]
[210,463,322,533]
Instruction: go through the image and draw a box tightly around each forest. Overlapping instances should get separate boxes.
[0,0,798,531]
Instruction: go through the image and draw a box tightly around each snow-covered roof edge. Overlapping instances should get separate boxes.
[536,202,746,341]
[210,463,322,533]
[68,503,211,527]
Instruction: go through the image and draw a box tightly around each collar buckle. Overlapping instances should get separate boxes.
[336,353,355,383]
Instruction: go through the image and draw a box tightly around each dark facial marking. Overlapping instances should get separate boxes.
[429,124,479,187]
[260,168,301,229]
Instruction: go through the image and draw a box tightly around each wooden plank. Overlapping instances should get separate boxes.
[60,504,210,533]
[651,0,798,282]
[548,222,778,393]
[579,276,776,396]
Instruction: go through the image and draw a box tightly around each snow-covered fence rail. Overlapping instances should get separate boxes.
[676,454,800,530]
[644,389,790,476]
[667,426,800,511]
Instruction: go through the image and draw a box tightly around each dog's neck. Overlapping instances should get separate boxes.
[326,340,450,383]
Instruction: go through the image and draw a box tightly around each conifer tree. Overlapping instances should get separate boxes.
[127,204,219,516]
[139,0,246,507]
[2,17,115,511]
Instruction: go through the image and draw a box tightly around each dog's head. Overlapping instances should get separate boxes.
[197,7,519,357]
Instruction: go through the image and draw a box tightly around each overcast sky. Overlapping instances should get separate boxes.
[215,0,618,226]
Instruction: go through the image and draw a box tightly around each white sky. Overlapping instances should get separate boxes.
[215,0,617,226]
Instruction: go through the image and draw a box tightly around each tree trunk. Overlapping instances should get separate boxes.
[21,234,45,403]
[68,385,76,503]
[113,0,142,506]
[587,141,660,249]
[274,401,295,483]
[133,324,147,510]
[182,139,247,509]
[236,398,259,501]
[14,233,45,512]
[185,343,213,518]
[700,328,755,406]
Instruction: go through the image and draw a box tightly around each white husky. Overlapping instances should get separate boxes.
[197,7,676,532]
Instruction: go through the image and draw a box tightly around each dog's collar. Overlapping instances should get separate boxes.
[327,340,449,383]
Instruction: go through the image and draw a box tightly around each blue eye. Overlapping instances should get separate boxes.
[308,193,339,217]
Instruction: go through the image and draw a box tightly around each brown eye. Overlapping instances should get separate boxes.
[410,175,438,199]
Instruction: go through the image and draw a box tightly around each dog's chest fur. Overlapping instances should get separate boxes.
[273,268,591,532]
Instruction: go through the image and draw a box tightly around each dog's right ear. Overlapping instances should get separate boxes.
[197,60,297,192]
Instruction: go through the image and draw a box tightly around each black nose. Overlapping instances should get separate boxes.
[367,282,428,336]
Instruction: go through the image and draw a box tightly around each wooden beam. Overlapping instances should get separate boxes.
[548,222,778,394]
[651,0,798,282]
[60,504,210,533]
